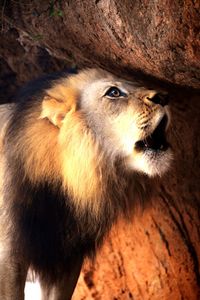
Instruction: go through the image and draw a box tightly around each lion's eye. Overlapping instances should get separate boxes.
[105,87,126,98]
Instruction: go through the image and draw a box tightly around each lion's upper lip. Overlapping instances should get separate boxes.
[135,115,169,152]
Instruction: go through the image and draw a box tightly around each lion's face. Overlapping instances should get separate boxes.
[78,70,172,177]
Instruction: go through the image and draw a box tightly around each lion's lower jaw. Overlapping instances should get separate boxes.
[127,148,173,177]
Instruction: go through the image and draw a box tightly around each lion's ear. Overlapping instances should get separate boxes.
[39,88,77,128]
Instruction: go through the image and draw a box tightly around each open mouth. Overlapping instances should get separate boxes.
[135,115,169,152]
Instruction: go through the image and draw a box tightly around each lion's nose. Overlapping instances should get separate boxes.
[147,92,169,107]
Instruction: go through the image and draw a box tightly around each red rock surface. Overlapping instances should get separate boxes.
[1,1,200,89]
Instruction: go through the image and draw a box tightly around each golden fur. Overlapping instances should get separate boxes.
[0,68,172,299]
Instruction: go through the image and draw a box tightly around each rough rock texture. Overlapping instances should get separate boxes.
[1,0,200,91]
[0,1,200,299]
[0,27,66,102]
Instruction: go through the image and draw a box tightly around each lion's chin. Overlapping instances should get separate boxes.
[127,147,173,177]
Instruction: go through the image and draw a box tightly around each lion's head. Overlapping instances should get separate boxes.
[5,68,172,217]
[43,68,172,173]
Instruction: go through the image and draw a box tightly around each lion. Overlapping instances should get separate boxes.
[0,68,172,299]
